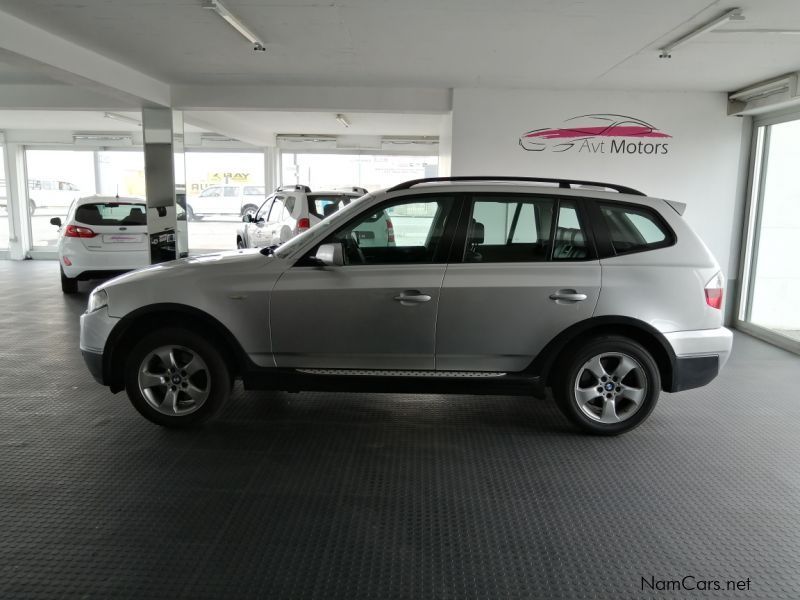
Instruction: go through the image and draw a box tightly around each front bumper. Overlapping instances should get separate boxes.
[81,349,105,385]
[664,327,733,392]
[79,306,120,386]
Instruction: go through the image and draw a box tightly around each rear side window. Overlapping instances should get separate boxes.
[599,203,672,254]
[75,203,146,226]
[464,195,590,263]
[307,194,356,219]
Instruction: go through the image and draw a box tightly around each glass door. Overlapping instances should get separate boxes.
[738,117,800,350]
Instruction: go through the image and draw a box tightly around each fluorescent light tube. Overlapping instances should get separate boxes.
[203,0,266,51]
[659,8,745,58]
[104,112,141,126]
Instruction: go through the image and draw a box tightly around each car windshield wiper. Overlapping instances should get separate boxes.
[259,244,279,257]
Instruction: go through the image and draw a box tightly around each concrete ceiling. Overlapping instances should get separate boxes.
[0,0,798,92]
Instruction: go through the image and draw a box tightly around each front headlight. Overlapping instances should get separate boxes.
[87,288,108,313]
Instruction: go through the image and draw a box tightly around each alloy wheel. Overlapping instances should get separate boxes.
[137,345,211,416]
[573,352,647,424]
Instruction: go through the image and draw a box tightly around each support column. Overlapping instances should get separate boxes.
[142,107,178,263]
[264,146,278,192]
[4,142,32,260]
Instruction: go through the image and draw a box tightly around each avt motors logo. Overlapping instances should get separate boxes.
[519,114,671,155]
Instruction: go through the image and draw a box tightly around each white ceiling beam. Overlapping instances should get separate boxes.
[172,85,452,113]
[0,84,146,110]
[0,8,170,107]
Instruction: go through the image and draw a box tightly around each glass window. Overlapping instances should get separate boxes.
[307,194,356,219]
[553,201,589,261]
[600,204,670,254]
[0,146,7,250]
[283,196,296,217]
[255,197,273,221]
[321,196,454,265]
[185,152,266,252]
[281,152,438,190]
[75,202,147,226]
[268,197,286,222]
[96,151,145,198]
[466,196,556,263]
[26,149,95,249]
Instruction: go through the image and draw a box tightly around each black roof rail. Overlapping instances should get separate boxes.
[387,176,645,196]
[277,184,312,193]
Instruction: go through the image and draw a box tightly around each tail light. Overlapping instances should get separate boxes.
[704,272,724,310]
[386,218,395,243]
[296,218,310,232]
[64,225,97,238]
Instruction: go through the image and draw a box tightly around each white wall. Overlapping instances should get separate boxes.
[450,88,747,279]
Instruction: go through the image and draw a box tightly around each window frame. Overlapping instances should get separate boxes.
[449,192,598,264]
[589,199,677,258]
[294,192,464,267]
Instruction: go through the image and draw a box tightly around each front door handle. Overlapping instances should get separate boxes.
[394,290,432,305]
[549,289,588,302]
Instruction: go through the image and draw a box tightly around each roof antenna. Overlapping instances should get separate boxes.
[115,184,119,199]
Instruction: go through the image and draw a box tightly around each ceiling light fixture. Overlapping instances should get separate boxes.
[335,114,351,128]
[103,112,141,127]
[659,8,745,58]
[202,0,266,52]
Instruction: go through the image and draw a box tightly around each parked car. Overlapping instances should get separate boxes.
[186,184,266,221]
[79,176,733,435]
[28,178,81,214]
[236,185,373,249]
[53,195,187,293]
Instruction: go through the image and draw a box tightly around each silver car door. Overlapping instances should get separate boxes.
[436,195,601,372]
[270,194,458,370]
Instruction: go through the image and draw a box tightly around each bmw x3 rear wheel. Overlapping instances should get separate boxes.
[555,336,660,435]
[124,328,230,427]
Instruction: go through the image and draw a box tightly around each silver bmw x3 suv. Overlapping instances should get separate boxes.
[80,176,733,435]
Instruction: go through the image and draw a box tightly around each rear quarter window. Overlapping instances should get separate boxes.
[599,203,674,255]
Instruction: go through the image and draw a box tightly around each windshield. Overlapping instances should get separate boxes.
[274,193,373,258]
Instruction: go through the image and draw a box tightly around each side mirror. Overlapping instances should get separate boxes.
[243,214,254,223]
[50,217,62,227]
[314,242,344,266]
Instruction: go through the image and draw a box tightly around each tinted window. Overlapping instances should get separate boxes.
[600,204,671,254]
[552,201,589,261]
[307,194,356,219]
[321,196,454,265]
[465,195,555,263]
[75,203,146,226]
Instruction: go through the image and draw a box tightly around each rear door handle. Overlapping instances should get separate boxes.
[394,290,432,304]
[549,289,588,302]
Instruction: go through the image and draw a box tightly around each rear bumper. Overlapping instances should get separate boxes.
[664,327,733,392]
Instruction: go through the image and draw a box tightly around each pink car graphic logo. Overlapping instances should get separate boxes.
[519,114,671,152]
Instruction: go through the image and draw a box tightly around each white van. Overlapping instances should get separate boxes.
[28,178,81,213]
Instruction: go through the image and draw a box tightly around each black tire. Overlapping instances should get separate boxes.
[236,236,246,249]
[241,204,258,220]
[553,335,660,436]
[124,328,231,428]
[60,266,78,294]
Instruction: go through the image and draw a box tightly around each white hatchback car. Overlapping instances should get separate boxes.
[237,186,372,249]
[52,195,187,293]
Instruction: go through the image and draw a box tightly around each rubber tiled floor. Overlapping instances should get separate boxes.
[1,260,799,599]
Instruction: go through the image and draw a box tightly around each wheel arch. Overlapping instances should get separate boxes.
[530,316,677,392]
[103,303,250,393]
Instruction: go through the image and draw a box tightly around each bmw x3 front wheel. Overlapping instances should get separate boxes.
[124,328,231,427]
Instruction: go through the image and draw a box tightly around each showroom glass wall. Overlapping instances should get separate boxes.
[737,112,800,353]
[280,152,439,190]
[185,151,265,252]
[0,145,8,251]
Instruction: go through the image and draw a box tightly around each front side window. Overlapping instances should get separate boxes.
[599,203,671,254]
[320,196,454,265]
[268,197,286,222]
[201,187,221,197]
[255,196,273,221]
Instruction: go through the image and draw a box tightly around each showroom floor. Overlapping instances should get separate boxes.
[1,260,799,600]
